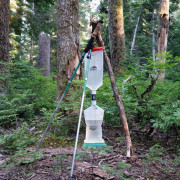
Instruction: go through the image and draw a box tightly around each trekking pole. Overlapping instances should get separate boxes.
[35,20,103,152]
[69,50,91,180]
[35,55,84,152]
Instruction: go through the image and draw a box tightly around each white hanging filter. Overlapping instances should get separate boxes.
[83,47,106,147]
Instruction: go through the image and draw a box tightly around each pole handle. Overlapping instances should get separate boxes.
[84,20,103,53]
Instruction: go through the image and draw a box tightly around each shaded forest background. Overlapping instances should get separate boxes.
[0,0,180,179]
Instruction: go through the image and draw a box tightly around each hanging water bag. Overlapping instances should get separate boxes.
[84,47,104,90]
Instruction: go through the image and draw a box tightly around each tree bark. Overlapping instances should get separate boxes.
[29,3,34,65]
[38,32,51,77]
[0,0,10,93]
[96,33,133,157]
[57,0,80,100]
[30,36,34,65]
[156,0,169,80]
[152,9,156,62]
[108,0,126,75]
[130,8,142,55]
[129,0,133,23]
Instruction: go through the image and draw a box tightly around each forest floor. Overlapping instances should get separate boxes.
[0,126,179,180]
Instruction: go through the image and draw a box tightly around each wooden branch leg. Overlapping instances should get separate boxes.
[103,50,133,157]
[89,18,133,157]
[95,34,133,157]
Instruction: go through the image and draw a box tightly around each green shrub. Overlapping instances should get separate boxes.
[94,54,180,133]
[0,123,37,154]
[116,161,131,170]
[10,150,43,165]
[0,61,56,127]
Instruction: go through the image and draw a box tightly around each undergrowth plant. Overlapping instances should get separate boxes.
[0,122,37,154]
[10,150,43,165]
[145,144,166,163]
[0,61,56,127]
[97,53,180,134]
[102,161,131,180]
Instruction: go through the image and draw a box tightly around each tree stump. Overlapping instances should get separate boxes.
[38,32,51,77]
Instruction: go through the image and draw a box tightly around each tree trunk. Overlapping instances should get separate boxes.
[96,33,133,157]
[38,32,51,77]
[57,0,80,100]
[130,8,142,55]
[156,0,169,80]
[108,0,126,75]
[38,33,51,76]
[29,3,34,65]
[152,9,156,62]
[30,36,34,65]
[0,0,10,93]
[129,0,133,23]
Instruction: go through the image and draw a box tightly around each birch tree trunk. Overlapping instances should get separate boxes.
[38,32,51,77]
[130,8,142,55]
[0,0,10,93]
[108,0,126,75]
[156,0,169,80]
[57,0,80,99]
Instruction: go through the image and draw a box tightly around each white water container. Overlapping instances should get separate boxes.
[84,105,105,144]
[83,46,105,147]
[85,47,104,90]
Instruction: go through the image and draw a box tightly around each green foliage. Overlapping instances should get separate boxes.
[0,92,34,126]
[90,53,180,133]
[103,164,112,174]
[0,61,56,127]
[10,0,57,67]
[127,77,180,131]
[142,144,167,177]
[0,123,37,154]
[97,74,119,126]
[10,150,43,165]
[51,154,67,174]
[102,161,131,180]
[97,0,109,52]
[0,149,43,169]
[116,161,131,170]
[76,151,89,160]
[41,80,90,137]
[173,155,180,166]
[4,0,180,154]
[84,146,113,156]
[146,144,166,163]
[9,33,20,59]
[123,54,180,132]
[151,98,180,131]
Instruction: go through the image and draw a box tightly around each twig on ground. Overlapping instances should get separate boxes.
[27,173,36,180]
[98,155,123,166]
[85,166,98,169]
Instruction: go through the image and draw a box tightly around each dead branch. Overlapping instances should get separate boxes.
[98,155,123,166]
[131,83,140,99]
[85,166,98,169]
[169,16,175,23]
[141,74,158,99]
[124,75,132,83]
[168,30,174,37]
